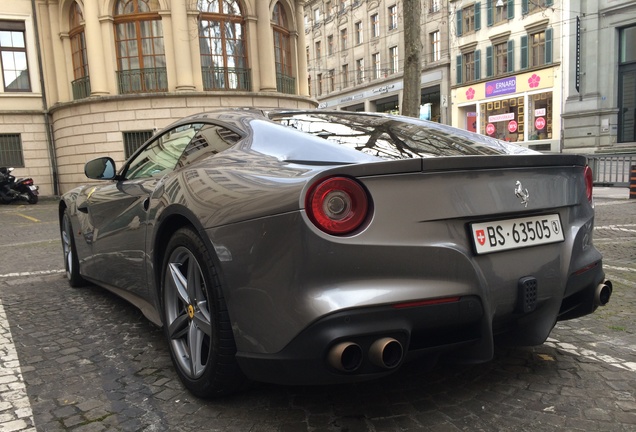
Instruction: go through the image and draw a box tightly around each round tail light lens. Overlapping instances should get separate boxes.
[584,165,593,203]
[306,176,370,235]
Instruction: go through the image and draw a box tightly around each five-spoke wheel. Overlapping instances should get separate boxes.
[162,228,245,397]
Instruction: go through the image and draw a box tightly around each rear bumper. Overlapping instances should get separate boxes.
[236,296,484,385]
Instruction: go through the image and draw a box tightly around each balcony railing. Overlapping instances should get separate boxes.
[72,76,91,100]
[117,67,168,94]
[276,73,296,94]
[202,66,251,91]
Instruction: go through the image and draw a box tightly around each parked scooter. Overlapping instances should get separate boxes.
[0,167,39,204]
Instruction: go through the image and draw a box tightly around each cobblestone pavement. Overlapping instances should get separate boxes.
[0,192,635,432]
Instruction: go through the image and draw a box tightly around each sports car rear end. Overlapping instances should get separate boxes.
[213,111,609,385]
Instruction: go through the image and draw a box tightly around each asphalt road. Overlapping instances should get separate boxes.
[0,193,635,432]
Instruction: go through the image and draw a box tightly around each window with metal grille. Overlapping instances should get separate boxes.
[0,134,25,167]
[123,130,153,159]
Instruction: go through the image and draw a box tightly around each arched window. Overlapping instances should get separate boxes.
[113,0,166,93]
[272,2,295,94]
[198,0,249,90]
[69,2,90,99]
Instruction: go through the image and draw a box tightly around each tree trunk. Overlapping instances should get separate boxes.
[402,0,421,118]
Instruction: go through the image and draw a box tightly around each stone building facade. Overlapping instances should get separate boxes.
[0,0,314,196]
[304,0,451,124]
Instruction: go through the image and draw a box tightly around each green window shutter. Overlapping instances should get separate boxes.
[486,45,493,77]
[507,40,514,73]
[520,35,528,69]
[507,0,514,20]
[487,0,493,27]
[545,28,553,64]
[457,10,463,36]
[475,3,481,31]
[456,55,463,84]
[522,0,529,15]
[475,49,481,80]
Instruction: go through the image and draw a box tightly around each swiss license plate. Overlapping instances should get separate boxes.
[470,214,564,255]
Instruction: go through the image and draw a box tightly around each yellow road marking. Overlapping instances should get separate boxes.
[15,213,40,223]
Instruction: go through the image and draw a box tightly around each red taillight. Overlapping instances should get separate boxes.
[584,165,593,203]
[23,179,33,186]
[306,176,370,235]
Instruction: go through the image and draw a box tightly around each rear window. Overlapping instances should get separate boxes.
[269,112,530,159]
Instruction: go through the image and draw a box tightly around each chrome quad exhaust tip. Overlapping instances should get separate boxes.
[368,337,404,369]
[327,342,363,372]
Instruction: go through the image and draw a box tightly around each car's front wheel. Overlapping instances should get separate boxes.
[161,227,246,397]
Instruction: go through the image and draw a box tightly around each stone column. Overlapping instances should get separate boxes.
[170,0,195,91]
[83,0,108,95]
[295,1,309,96]
[256,0,277,91]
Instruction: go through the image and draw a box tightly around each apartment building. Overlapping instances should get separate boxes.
[0,0,314,196]
[304,0,451,124]
[562,1,636,153]
[450,0,562,152]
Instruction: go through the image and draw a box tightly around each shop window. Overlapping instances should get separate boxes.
[480,96,524,142]
[528,91,553,141]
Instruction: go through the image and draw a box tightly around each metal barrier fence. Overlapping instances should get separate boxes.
[586,153,636,187]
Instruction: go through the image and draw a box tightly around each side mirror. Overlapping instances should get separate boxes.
[85,157,117,180]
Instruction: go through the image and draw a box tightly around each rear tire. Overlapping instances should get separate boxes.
[61,210,86,287]
[161,227,247,397]
[27,192,38,204]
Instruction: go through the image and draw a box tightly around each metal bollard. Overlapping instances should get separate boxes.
[631,165,636,199]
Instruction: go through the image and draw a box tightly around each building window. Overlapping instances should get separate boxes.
[326,1,333,19]
[463,52,475,83]
[429,0,440,13]
[525,0,553,14]
[113,0,166,94]
[199,0,249,91]
[342,64,349,87]
[0,134,24,167]
[339,0,347,13]
[372,53,381,79]
[123,130,153,159]
[355,21,363,45]
[389,46,398,74]
[69,2,90,99]
[431,31,441,62]
[530,31,545,67]
[315,41,321,61]
[340,28,348,51]
[316,73,323,96]
[356,58,364,84]
[371,14,379,38]
[0,21,31,92]
[619,25,636,143]
[313,7,321,24]
[273,3,295,94]
[388,5,398,30]
[494,1,508,24]
[327,35,334,56]
[463,5,475,34]
[495,42,507,75]
[328,69,335,92]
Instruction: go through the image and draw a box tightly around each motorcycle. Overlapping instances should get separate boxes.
[0,167,39,204]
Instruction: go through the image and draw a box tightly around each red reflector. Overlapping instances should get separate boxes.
[573,261,599,276]
[392,297,461,309]
[584,165,593,203]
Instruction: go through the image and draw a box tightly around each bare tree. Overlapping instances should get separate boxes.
[402,0,421,118]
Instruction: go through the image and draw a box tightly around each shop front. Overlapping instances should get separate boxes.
[453,67,560,152]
